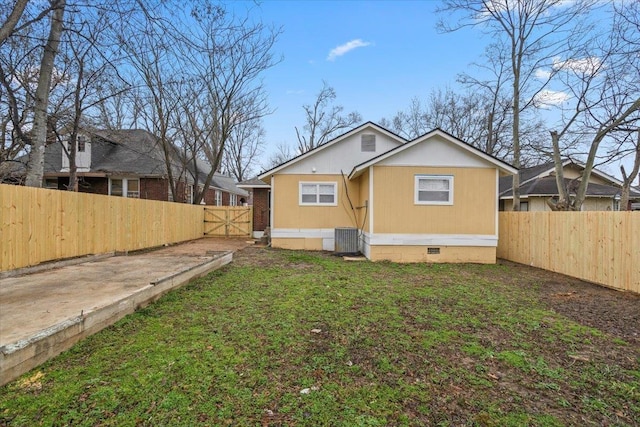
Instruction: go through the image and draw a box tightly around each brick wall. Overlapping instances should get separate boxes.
[252,188,269,231]
[140,178,169,201]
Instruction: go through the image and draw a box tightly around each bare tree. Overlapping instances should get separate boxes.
[264,142,294,170]
[545,3,640,210]
[223,117,265,182]
[295,81,362,153]
[116,4,187,201]
[24,0,66,187]
[381,86,533,163]
[0,0,30,45]
[437,0,595,210]
[619,131,639,211]
[185,12,280,204]
[0,0,67,185]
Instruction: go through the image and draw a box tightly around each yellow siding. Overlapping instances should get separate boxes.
[373,166,496,235]
[357,168,370,232]
[498,212,640,293]
[370,246,495,264]
[272,238,323,251]
[272,174,361,229]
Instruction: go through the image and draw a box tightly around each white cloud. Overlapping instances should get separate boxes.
[553,56,602,74]
[534,89,571,109]
[327,39,371,61]
[286,89,304,95]
[535,68,552,80]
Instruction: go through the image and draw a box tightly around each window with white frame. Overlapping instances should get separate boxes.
[299,182,337,206]
[109,178,140,198]
[215,190,222,206]
[415,175,453,205]
[230,194,237,206]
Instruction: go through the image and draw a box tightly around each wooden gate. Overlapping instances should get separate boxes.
[204,206,252,237]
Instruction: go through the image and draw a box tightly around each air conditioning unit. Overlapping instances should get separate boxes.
[335,227,359,255]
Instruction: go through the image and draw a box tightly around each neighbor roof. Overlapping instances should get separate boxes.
[499,159,625,195]
[42,129,174,177]
[503,176,640,199]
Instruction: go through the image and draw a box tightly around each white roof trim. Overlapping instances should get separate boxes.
[258,122,405,180]
[349,128,518,179]
[237,183,271,189]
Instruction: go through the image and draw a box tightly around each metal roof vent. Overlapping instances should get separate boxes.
[335,227,359,255]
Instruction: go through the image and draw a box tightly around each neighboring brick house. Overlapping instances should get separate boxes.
[237,177,270,238]
[2,129,247,205]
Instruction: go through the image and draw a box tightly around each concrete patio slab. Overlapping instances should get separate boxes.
[0,238,252,386]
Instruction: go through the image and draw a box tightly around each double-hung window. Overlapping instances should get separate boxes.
[415,175,453,205]
[215,190,222,206]
[109,178,140,198]
[299,182,337,206]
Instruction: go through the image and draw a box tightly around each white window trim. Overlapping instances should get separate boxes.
[214,190,222,206]
[299,182,338,206]
[230,194,237,206]
[414,175,453,206]
[109,177,140,198]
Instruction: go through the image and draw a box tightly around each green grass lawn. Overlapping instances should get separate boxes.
[1,247,638,426]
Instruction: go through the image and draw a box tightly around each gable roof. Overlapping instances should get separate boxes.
[503,176,640,199]
[349,128,518,179]
[42,129,176,177]
[10,128,247,195]
[500,159,625,195]
[258,121,405,181]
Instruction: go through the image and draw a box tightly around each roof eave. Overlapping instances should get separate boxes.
[258,122,406,180]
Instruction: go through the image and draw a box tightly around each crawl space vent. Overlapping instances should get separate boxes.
[427,247,441,255]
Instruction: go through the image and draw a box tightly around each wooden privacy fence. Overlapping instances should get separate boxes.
[0,184,204,272]
[204,206,252,237]
[498,211,640,293]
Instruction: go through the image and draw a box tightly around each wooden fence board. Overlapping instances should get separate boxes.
[203,206,252,237]
[0,184,205,271]
[499,211,640,293]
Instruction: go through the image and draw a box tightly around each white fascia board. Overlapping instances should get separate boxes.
[259,122,405,180]
[237,184,271,189]
[367,233,498,247]
[349,129,517,179]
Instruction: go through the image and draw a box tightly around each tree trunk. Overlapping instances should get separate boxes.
[511,53,521,211]
[0,0,29,44]
[547,130,573,211]
[24,0,66,187]
[619,131,640,211]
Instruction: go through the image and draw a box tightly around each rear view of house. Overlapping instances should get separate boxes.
[259,122,517,263]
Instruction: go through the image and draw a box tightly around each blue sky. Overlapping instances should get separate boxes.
[228,1,633,180]
[235,1,485,162]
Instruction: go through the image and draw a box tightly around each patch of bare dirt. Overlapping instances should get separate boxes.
[498,260,640,345]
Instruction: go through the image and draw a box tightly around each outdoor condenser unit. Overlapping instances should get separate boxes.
[334,227,359,255]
